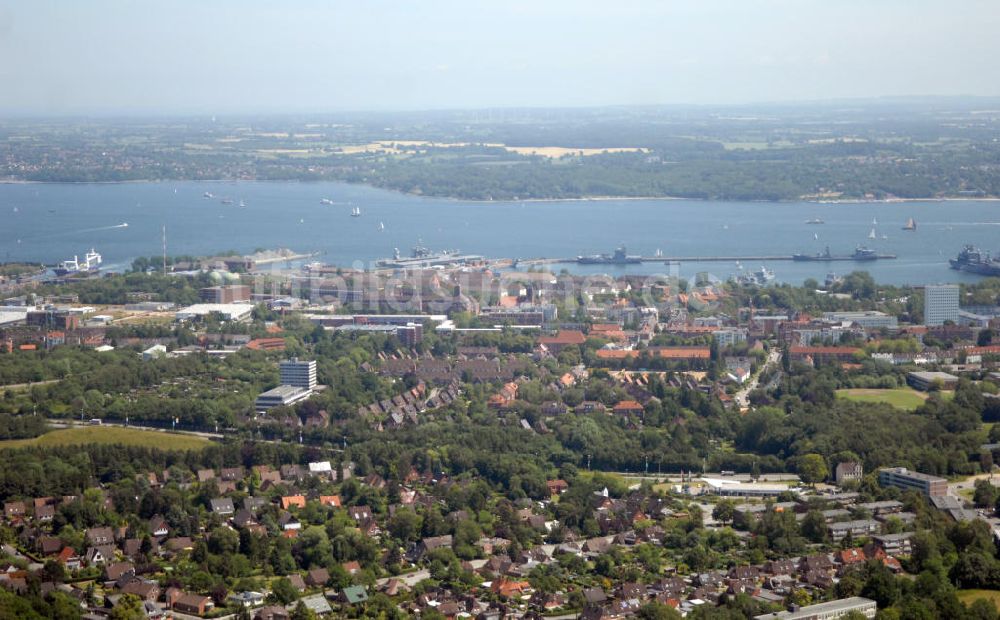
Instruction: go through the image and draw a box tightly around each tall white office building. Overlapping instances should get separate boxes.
[280,358,317,390]
[924,284,959,326]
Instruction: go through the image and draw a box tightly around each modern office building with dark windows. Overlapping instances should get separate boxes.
[280,358,317,390]
[878,467,947,497]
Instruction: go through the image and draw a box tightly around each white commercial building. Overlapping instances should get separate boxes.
[254,385,313,411]
[754,596,876,619]
[924,284,959,326]
[175,303,254,322]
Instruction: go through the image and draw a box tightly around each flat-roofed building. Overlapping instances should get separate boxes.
[824,311,898,330]
[925,284,959,326]
[199,285,251,304]
[280,358,317,390]
[878,467,947,497]
[255,385,312,412]
[907,370,959,391]
[175,303,254,322]
[754,596,876,619]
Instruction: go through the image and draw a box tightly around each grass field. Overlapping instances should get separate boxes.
[0,426,209,451]
[835,388,929,410]
[958,589,1000,611]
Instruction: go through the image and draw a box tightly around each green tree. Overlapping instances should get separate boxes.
[797,454,828,485]
[270,577,300,605]
[711,500,736,525]
[109,594,146,620]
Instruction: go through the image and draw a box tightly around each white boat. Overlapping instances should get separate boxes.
[351,206,361,217]
[378,221,385,231]
[238,199,246,208]
[118,222,128,228]
[872,217,878,225]
[320,198,335,205]
[881,234,888,240]
[203,192,214,199]
[813,233,819,240]
[868,227,876,240]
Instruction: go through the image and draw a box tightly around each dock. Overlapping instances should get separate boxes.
[518,254,896,265]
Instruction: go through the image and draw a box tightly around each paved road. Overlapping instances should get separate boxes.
[0,379,61,391]
[376,569,430,588]
[735,348,782,409]
[46,417,226,440]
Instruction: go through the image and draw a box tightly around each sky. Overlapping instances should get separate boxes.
[1,0,998,115]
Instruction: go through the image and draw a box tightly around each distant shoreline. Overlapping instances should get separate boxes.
[1,178,998,204]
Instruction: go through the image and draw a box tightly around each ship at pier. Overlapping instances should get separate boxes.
[576,245,641,265]
[53,249,102,276]
[950,245,1000,276]
[375,244,483,269]
[791,246,895,262]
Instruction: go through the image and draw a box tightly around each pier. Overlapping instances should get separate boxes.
[517,254,897,265]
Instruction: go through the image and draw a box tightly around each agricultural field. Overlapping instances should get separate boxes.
[0,426,209,451]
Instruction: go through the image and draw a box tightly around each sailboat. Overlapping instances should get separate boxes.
[378,221,385,231]
[238,199,246,208]
[872,216,878,226]
[903,217,917,231]
[813,233,819,240]
[350,206,361,217]
[868,228,876,240]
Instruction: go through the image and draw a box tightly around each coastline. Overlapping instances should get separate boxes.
[2,178,998,204]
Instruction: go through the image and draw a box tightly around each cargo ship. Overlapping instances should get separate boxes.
[54,248,102,276]
[949,245,1000,276]
[791,246,895,262]
[576,245,641,265]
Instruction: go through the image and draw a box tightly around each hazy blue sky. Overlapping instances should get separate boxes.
[1,0,998,114]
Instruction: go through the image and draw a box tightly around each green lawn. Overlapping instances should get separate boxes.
[958,589,1000,611]
[0,426,209,451]
[835,388,929,411]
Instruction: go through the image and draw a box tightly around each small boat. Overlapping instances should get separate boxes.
[118,222,128,228]
[813,233,819,240]
[351,206,361,217]
[378,221,385,231]
[238,199,246,208]
[805,218,824,224]
[320,198,335,205]
[872,217,878,225]
[881,234,888,240]
[868,227,876,240]
[220,198,234,205]
[203,192,214,199]
[903,217,917,231]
